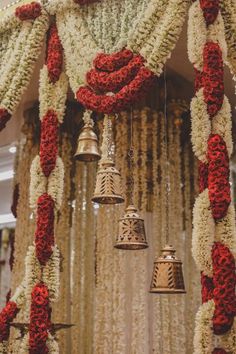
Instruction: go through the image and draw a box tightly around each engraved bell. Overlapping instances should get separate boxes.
[150,245,186,294]
[74,125,101,162]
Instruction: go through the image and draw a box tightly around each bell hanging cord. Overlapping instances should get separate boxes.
[127,108,135,206]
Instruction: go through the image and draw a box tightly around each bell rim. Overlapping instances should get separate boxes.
[114,242,149,250]
[74,152,101,162]
[149,288,186,294]
[91,195,125,204]
[153,258,183,264]
[119,215,144,222]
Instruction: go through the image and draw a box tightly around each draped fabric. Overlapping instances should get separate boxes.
[11,86,200,352]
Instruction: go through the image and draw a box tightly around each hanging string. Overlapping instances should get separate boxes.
[128,108,134,206]
[163,66,170,245]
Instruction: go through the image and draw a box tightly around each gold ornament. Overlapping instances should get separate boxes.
[150,245,186,294]
[114,205,148,250]
[74,125,101,162]
[74,110,101,162]
[92,158,124,204]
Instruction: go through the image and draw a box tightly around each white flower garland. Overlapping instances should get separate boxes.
[188,1,227,70]
[0,7,49,114]
[39,66,69,122]
[29,155,64,211]
[47,333,60,354]
[215,204,236,258]
[42,246,60,302]
[24,245,41,303]
[193,300,215,354]
[192,189,215,276]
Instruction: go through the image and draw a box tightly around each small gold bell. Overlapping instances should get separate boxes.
[74,125,101,162]
[114,205,148,250]
[91,159,124,204]
[150,245,186,294]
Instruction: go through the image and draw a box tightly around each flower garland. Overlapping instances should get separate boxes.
[55,0,188,113]
[188,0,236,352]
[0,1,49,130]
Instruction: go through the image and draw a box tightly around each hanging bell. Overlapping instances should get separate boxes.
[150,245,186,294]
[91,159,124,204]
[74,125,101,162]
[114,205,148,250]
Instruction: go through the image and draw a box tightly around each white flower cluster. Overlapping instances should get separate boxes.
[39,66,69,122]
[0,7,49,115]
[29,155,64,211]
[42,246,60,302]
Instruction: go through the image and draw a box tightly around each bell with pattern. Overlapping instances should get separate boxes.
[91,159,124,204]
[114,205,148,250]
[74,125,101,162]
[150,245,186,294]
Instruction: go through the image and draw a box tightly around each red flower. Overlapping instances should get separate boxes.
[207,134,230,220]
[35,193,55,265]
[29,283,51,353]
[200,0,219,26]
[212,349,227,354]
[201,273,214,303]
[194,68,204,93]
[77,49,155,113]
[199,161,208,193]
[40,110,58,177]
[0,108,11,132]
[46,24,63,84]
[15,2,41,21]
[203,42,224,118]
[212,242,236,335]
[0,301,18,342]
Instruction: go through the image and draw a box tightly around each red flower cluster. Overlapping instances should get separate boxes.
[212,242,236,335]
[46,24,63,84]
[86,55,144,93]
[77,49,155,113]
[207,134,230,220]
[203,42,224,118]
[0,301,18,342]
[194,68,204,93]
[200,0,219,26]
[0,108,11,132]
[199,161,208,193]
[94,49,134,72]
[15,2,41,21]
[201,273,214,303]
[40,110,58,177]
[212,349,227,354]
[74,0,100,4]
[29,283,51,354]
[35,193,54,265]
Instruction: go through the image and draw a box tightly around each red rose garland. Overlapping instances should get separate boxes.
[29,283,51,354]
[0,302,18,342]
[15,2,42,21]
[207,134,231,220]
[77,50,155,114]
[35,194,55,266]
[199,0,220,26]
[40,110,58,177]
[203,42,224,118]
[46,24,63,84]
[201,273,214,303]
[212,242,236,335]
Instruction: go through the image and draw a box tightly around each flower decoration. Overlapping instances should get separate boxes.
[46,24,63,84]
[15,2,42,21]
[201,273,214,303]
[199,161,208,193]
[0,301,18,342]
[77,50,155,114]
[199,0,219,26]
[0,109,11,132]
[74,0,100,4]
[212,349,227,354]
[207,134,231,220]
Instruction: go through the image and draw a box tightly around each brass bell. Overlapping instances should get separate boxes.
[74,125,101,162]
[114,205,148,250]
[150,245,186,294]
[91,159,124,204]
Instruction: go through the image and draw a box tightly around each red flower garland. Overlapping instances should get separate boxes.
[207,134,231,220]
[203,42,224,118]
[35,194,55,266]
[86,55,144,93]
[0,301,18,342]
[15,2,42,21]
[212,242,236,335]
[200,0,219,26]
[29,283,51,354]
[40,110,58,177]
[46,24,63,84]
[201,273,214,303]
[0,108,11,132]
[94,49,134,72]
[199,161,208,193]
[212,349,227,354]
